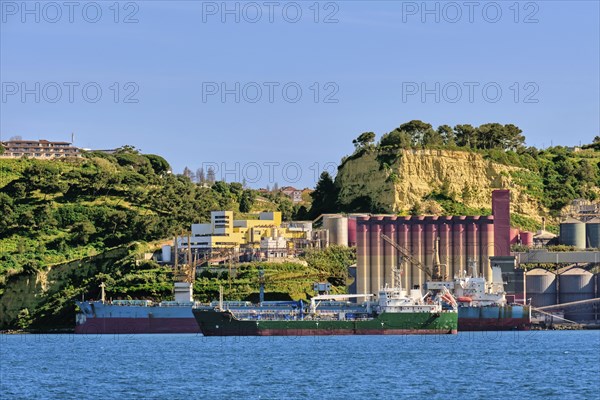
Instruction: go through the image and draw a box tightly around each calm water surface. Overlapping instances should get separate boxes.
[1,331,599,399]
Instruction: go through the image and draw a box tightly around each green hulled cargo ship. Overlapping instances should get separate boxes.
[192,286,458,336]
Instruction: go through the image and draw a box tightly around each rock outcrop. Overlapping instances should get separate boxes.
[336,149,546,221]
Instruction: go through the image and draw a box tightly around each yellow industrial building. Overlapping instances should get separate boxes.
[181,211,311,252]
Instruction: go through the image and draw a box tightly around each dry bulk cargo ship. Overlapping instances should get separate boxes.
[426,263,531,331]
[75,282,202,334]
[75,238,205,335]
[381,234,531,331]
[75,299,200,334]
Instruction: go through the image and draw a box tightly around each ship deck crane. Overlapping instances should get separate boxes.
[380,233,433,279]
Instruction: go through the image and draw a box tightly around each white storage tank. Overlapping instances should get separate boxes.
[526,268,557,307]
[585,217,600,249]
[333,216,348,246]
[322,214,348,247]
[559,217,586,249]
[559,267,595,322]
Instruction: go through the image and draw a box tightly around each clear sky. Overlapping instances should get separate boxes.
[1,1,598,188]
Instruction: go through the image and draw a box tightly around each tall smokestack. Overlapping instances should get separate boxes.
[492,190,511,256]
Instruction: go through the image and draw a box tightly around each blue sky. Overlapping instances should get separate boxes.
[1,1,598,188]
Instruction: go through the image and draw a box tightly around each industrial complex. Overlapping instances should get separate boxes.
[154,189,600,326]
[173,211,313,261]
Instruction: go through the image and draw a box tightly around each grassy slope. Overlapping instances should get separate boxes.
[0,155,282,287]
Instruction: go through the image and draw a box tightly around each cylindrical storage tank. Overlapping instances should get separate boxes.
[333,216,348,246]
[383,217,396,287]
[369,217,384,296]
[161,245,171,263]
[585,217,600,249]
[323,229,330,248]
[559,218,586,249]
[396,217,411,291]
[438,217,452,279]
[411,217,425,290]
[510,228,520,245]
[559,268,595,322]
[520,231,534,247]
[424,217,437,280]
[480,216,494,282]
[466,217,480,276]
[452,217,466,278]
[355,217,370,295]
[347,217,357,246]
[322,215,336,245]
[526,268,557,307]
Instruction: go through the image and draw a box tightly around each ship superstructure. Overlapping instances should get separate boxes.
[426,260,531,330]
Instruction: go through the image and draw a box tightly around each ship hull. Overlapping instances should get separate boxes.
[458,305,531,331]
[75,303,530,334]
[193,309,458,336]
[75,301,201,334]
[75,317,200,334]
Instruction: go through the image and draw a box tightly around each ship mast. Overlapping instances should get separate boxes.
[99,282,106,303]
[433,237,448,281]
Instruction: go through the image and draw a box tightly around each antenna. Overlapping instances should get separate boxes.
[219,285,224,310]
[187,233,193,282]
[174,234,179,270]
[468,258,478,278]
[259,268,265,304]
[100,282,106,303]
[393,263,402,293]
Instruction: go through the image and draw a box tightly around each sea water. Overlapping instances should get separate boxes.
[1,331,599,399]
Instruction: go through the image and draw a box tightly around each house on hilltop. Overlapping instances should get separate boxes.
[0,139,81,159]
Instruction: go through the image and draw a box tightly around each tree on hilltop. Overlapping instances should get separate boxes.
[437,125,455,145]
[397,120,435,146]
[207,167,216,184]
[454,124,477,148]
[379,130,411,148]
[352,132,376,149]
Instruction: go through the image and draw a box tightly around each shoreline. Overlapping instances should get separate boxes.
[3,325,600,334]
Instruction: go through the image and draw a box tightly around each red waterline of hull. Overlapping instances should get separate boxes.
[203,329,457,336]
[74,318,200,334]
[458,318,530,331]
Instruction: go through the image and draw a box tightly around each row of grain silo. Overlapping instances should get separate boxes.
[559,217,600,249]
[525,267,599,322]
[355,215,496,297]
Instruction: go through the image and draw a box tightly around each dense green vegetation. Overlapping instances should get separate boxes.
[0,147,302,288]
[310,120,599,219]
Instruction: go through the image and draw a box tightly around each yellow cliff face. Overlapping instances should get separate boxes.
[336,149,546,221]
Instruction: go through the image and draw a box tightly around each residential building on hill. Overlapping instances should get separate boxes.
[280,186,304,203]
[0,139,81,159]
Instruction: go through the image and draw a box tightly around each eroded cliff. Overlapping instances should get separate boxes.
[336,149,546,223]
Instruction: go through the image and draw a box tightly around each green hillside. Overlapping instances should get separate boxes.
[0,148,291,290]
